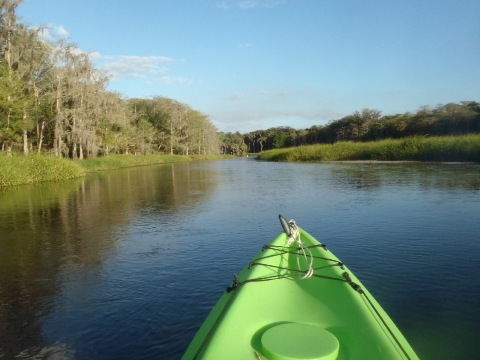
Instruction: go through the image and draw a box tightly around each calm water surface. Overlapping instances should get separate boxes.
[1,159,479,359]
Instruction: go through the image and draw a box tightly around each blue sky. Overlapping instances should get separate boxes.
[18,0,480,133]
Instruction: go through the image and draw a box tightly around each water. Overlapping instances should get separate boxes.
[1,159,479,359]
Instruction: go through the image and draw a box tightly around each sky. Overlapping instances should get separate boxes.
[17,0,480,133]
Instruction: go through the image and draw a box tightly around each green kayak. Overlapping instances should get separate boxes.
[183,215,418,360]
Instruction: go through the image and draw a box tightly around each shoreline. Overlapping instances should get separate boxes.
[0,154,232,188]
[256,135,480,163]
[325,160,477,164]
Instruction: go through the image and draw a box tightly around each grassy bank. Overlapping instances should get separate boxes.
[257,135,480,163]
[0,153,230,188]
[80,154,232,172]
[79,154,193,172]
[0,155,86,187]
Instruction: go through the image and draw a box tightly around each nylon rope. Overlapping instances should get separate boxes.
[285,219,315,278]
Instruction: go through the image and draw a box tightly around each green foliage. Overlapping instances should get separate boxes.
[219,132,248,156]
[128,97,220,156]
[0,6,220,157]
[257,135,480,163]
[3,2,478,159]
[245,103,480,153]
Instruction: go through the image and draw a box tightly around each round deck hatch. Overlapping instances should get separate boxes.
[260,323,339,360]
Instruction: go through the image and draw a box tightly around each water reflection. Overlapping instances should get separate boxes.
[0,162,217,358]
[1,159,479,359]
[330,162,480,191]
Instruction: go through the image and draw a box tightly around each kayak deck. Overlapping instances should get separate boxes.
[183,220,418,360]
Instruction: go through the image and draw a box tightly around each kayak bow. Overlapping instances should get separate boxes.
[183,215,418,360]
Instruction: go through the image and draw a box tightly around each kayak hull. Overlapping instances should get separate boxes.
[183,225,418,360]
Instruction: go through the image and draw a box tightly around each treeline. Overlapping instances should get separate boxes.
[4,2,478,160]
[218,132,249,156]
[244,103,480,153]
[0,0,220,158]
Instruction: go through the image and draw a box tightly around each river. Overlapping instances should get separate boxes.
[1,158,479,359]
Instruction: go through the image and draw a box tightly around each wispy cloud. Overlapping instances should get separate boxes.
[227,88,292,102]
[37,24,69,42]
[260,89,291,97]
[227,91,247,100]
[36,23,186,86]
[212,106,342,132]
[160,75,192,85]
[238,42,252,48]
[95,55,174,79]
[92,54,193,87]
[217,0,285,9]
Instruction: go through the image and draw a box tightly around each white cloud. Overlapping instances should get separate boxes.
[160,76,192,85]
[260,89,291,97]
[212,105,342,133]
[36,25,189,88]
[56,25,69,37]
[88,51,102,60]
[227,91,247,100]
[37,24,69,42]
[96,55,173,79]
[92,54,193,88]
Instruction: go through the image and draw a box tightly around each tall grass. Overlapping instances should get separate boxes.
[79,154,234,172]
[79,154,192,172]
[0,154,86,187]
[257,135,480,163]
[0,153,231,188]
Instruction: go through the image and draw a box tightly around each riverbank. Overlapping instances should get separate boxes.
[0,154,230,188]
[257,134,480,163]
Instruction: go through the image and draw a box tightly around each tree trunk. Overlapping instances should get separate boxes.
[23,130,28,154]
[37,121,45,154]
[170,120,174,155]
[72,142,77,159]
[55,133,63,157]
[54,74,62,156]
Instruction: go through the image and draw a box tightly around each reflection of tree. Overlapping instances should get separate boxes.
[330,163,480,191]
[332,166,382,190]
[0,162,218,357]
[0,181,81,357]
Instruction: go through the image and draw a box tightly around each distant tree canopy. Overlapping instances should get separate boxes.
[0,0,220,157]
[218,131,248,156]
[2,2,478,159]
[128,97,220,156]
[243,102,480,153]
